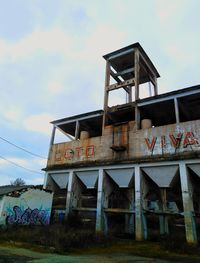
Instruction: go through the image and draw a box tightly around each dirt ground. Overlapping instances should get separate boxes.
[0,247,174,263]
[1,245,200,263]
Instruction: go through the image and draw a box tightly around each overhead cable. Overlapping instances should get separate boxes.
[0,135,47,159]
[0,155,43,175]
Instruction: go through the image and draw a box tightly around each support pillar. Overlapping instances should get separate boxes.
[174,97,180,124]
[102,61,110,130]
[135,105,140,130]
[159,216,169,235]
[43,172,48,189]
[153,76,158,95]
[48,125,56,158]
[65,171,74,218]
[75,120,80,140]
[125,213,134,234]
[159,188,169,235]
[135,166,146,240]
[179,162,197,244]
[96,168,105,233]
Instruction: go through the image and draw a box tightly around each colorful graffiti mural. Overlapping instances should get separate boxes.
[6,206,50,225]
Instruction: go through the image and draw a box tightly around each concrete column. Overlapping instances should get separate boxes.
[174,97,180,123]
[96,168,105,233]
[125,214,134,234]
[125,188,135,234]
[75,120,80,140]
[48,126,56,158]
[65,171,74,218]
[135,165,145,240]
[179,162,197,244]
[49,125,56,146]
[43,172,48,189]
[159,188,169,235]
[159,215,169,235]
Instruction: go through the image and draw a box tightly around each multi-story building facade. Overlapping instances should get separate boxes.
[43,43,200,244]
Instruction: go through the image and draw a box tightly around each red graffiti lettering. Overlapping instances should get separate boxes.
[64,148,74,160]
[76,147,84,157]
[183,132,198,148]
[161,136,166,148]
[169,132,182,148]
[145,137,157,152]
[86,145,95,157]
[55,150,62,161]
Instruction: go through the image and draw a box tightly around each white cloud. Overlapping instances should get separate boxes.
[77,25,126,64]
[23,113,54,135]
[3,108,22,123]
[0,157,29,168]
[26,176,44,185]
[0,27,73,61]
[46,80,64,95]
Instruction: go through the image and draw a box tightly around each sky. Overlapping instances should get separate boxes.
[0,0,199,186]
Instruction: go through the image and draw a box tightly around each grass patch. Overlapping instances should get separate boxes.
[0,218,200,262]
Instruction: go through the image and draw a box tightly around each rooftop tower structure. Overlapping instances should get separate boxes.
[102,43,159,130]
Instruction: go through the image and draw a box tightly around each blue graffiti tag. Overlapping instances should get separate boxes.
[6,206,50,225]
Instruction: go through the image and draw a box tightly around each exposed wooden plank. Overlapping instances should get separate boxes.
[73,207,97,212]
[104,208,135,214]
[107,78,134,92]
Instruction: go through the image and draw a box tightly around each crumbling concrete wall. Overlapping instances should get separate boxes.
[0,189,53,225]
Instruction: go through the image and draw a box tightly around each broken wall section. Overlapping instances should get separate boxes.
[0,188,53,225]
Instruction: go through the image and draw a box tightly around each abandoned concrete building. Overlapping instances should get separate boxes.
[43,43,200,244]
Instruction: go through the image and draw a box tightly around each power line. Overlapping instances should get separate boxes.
[0,135,47,159]
[0,155,43,175]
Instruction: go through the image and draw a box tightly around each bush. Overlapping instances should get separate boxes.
[0,223,110,253]
[159,233,199,254]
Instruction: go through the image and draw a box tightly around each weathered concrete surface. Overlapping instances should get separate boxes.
[0,245,194,263]
[47,120,200,169]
